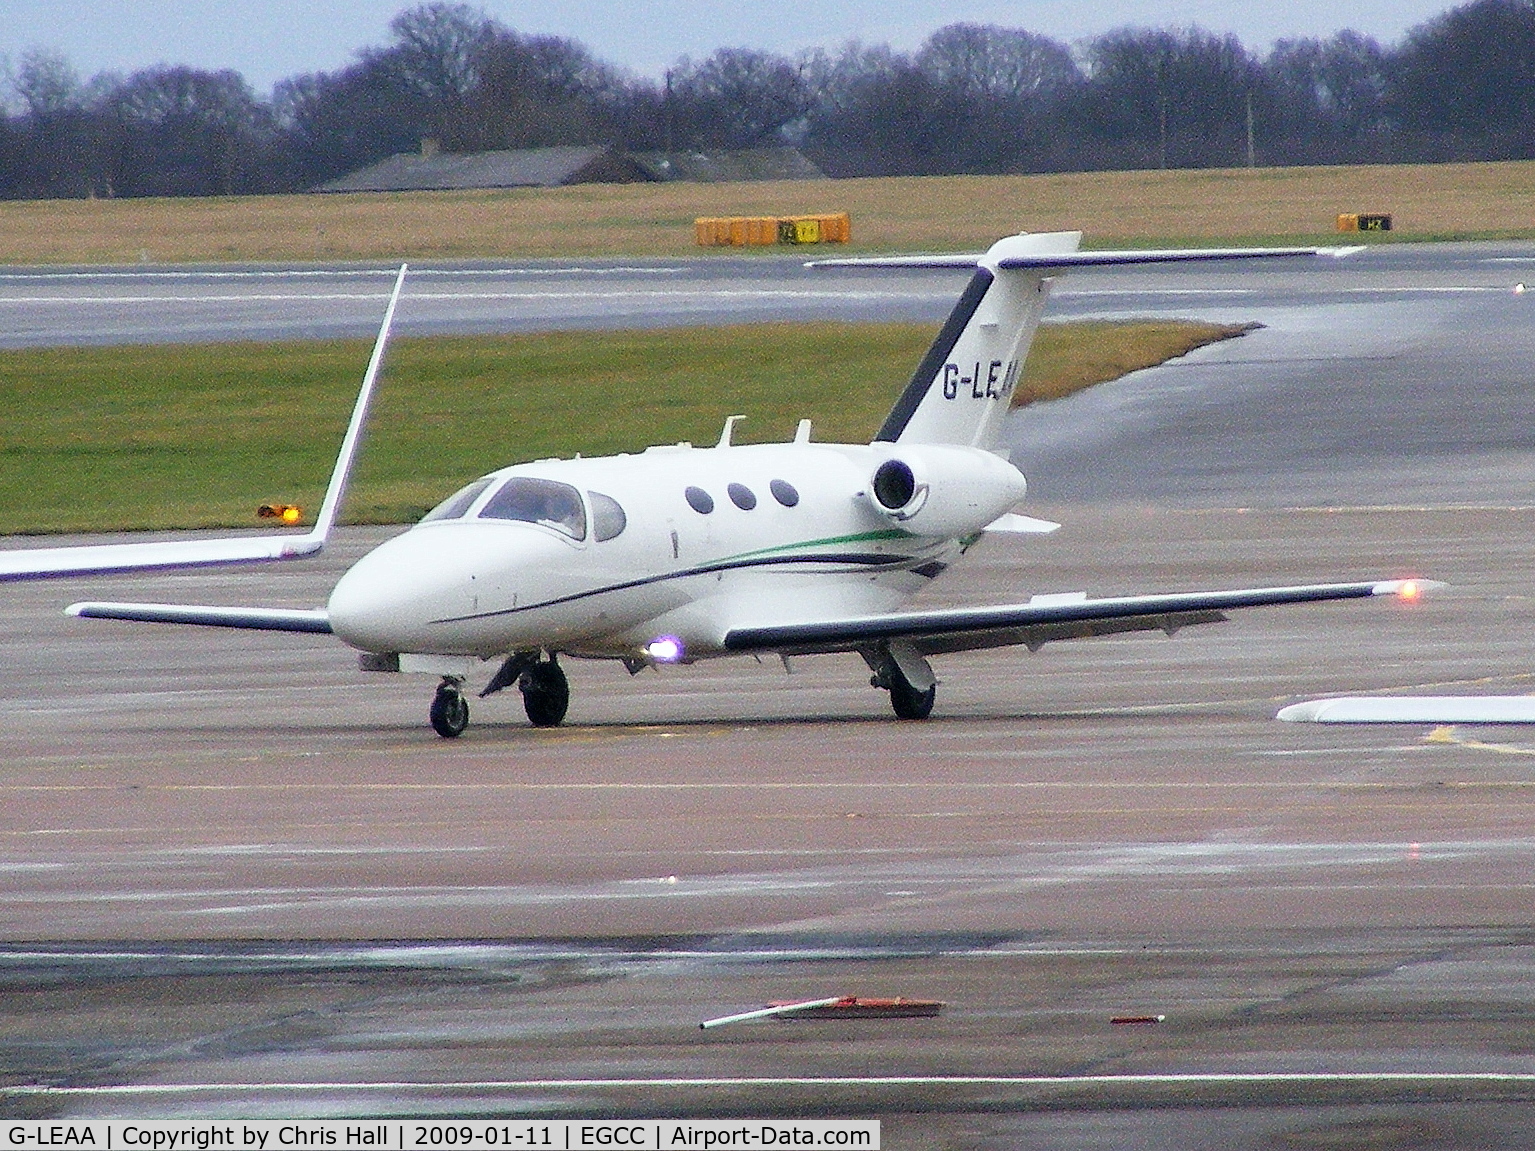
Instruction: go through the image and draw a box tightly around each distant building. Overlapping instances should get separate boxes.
[313,145,649,193]
[313,144,827,193]
[629,148,826,183]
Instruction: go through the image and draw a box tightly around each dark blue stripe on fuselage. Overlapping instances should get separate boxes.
[429,550,927,626]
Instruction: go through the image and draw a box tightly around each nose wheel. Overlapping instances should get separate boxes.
[429,677,469,738]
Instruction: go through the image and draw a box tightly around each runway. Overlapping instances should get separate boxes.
[5,242,1535,1145]
[3,240,1532,347]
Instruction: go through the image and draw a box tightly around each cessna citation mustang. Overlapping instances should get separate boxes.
[62,232,1433,736]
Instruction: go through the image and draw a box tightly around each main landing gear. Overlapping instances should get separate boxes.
[864,644,937,721]
[429,652,570,738]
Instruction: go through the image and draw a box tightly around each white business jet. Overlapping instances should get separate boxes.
[63,232,1428,736]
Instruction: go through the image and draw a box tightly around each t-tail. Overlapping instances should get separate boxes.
[810,232,1350,451]
[875,231,1080,449]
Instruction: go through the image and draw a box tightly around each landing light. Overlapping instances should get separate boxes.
[1399,579,1422,602]
[645,635,684,663]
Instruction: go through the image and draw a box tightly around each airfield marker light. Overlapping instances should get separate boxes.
[645,635,684,663]
[257,503,302,524]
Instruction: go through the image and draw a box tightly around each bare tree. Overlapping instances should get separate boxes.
[915,24,1079,104]
[667,48,810,149]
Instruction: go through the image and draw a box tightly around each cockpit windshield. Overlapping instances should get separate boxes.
[478,477,587,540]
[419,477,495,523]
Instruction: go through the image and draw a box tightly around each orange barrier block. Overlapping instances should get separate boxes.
[695,213,851,246]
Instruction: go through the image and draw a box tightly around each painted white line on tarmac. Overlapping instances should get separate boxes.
[0,288,954,306]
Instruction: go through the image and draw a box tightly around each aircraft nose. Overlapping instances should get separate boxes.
[327,524,562,654]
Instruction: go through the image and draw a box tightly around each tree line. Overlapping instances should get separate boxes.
[4,0,1535,199]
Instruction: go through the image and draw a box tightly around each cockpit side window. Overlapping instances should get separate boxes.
[589,491,627,541]
[419,477,495,523]
[479,477,587,540]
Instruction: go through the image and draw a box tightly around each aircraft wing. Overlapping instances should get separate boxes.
[0,265,406,584]
[723,579,1433,659]
[0,535,325,583]
[65,601,331,633]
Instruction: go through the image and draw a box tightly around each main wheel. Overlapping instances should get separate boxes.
[888,670,936,720]
[430,684,469,737]
[520,660,570,727]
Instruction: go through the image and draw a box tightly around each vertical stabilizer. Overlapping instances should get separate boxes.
[875,231,1081,448]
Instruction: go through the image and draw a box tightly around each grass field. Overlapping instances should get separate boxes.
[0,319,1241,534]
[2,160,1534,264]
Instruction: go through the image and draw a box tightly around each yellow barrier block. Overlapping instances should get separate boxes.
[694,213,852,246]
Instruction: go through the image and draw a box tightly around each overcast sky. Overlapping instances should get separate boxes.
[6,1,1462,96]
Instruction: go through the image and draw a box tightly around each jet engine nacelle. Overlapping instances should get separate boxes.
[865,445,1030,537]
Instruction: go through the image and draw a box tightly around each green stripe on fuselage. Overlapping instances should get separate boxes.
[719,529,914,564]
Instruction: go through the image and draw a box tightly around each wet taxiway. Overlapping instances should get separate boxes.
[6,504,1535,1142]
[5,241,1535,1145]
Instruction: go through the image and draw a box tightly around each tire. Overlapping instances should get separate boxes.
[521,660,570,727]
[430,686,469,737]
[889,674,936,720]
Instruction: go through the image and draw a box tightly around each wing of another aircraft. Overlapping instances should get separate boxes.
[0,265,406,584]
[724,579,1435,659]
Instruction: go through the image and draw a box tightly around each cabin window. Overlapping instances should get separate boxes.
[590,490,627,541]
[770,479,800,507]
[420,477,495,522]
[479,477,587,540]
[685,486,715,514]
[727,483,757,510]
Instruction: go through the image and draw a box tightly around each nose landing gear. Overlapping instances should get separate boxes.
[429,676,469,738]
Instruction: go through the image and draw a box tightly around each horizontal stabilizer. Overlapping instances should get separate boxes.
[1279,696,1535,724]
[984,513,1061,534]
[67,601,332,633]
[809,245,1356,271]
[725,578,1430,659]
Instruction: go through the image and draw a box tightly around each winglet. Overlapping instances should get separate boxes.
[299,262,407,552]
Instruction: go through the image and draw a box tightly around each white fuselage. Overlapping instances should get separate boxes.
[326,440,1028,664]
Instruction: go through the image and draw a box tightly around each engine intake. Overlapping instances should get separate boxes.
[872,459,919,515]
